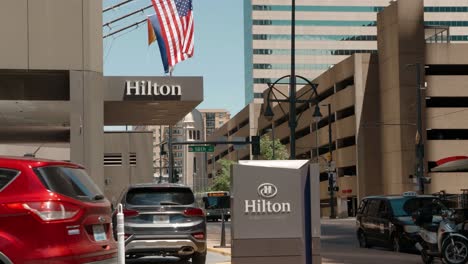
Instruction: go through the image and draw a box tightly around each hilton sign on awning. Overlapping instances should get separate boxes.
[125,80,182,100]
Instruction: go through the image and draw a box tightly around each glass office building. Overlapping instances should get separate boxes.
[244,0,468,104]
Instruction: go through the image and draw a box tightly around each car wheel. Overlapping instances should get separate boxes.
[358,230,370,248]
[392,233,402,252]
[192,253,206,264]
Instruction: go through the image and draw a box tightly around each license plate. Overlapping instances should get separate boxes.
[92,225,107,241]
[153,215,170,224]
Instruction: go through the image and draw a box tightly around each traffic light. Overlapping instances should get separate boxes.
[251,136,260,156]
[160,144,167,156]
[174,170,180,183]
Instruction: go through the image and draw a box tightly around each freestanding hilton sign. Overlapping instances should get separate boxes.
[231,160,322,264]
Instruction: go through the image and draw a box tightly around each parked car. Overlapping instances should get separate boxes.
[0,156,117,264]
[356,191,437,252]
[115,183,207,264]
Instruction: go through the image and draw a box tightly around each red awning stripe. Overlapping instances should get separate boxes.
[436,156,468,166]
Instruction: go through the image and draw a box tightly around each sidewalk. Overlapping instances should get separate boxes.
[207,239,232,256]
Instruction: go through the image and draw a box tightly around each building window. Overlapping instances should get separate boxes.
[253,19,376,27]
[197,130,201,140]
[206,113,215,120]
[426,97,468,108]
[254,93,264,99]
[427,129,468,140]
[426,65,468,75]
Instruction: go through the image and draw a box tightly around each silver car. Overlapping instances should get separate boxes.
[115,183,207,264]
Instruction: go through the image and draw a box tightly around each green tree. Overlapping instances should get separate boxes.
[260,135,289,160]
[209,159,236,191]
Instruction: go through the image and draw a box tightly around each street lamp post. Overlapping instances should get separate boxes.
[407,63,425,194]
[272,123,275,159]
[289,0,297,159]
[264,83,322,160]
[168,125,174,183]
[321,103,336,219]
[266,125,276,159]
[312,105,322,160]
[415,63,425,194]
[262,0,322,160]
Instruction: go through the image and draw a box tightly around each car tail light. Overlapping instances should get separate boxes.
[7,201,81,221]
[184,208,204,217]
[123,209,139,218]
[192,232,205,240]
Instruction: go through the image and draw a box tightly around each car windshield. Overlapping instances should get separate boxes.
[204,196,230,210]
[390,197,435,217]
[34,166,104,202]
[126,187,195,206]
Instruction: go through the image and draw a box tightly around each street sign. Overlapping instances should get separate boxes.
[215,137,228,146]
[232,137,247,150]
[188,145,214,152]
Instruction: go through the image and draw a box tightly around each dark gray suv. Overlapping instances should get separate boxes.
[116,183,206,263]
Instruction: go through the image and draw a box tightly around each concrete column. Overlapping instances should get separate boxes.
[70,71,104,190]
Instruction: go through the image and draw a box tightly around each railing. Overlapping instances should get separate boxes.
[425,26,450,43]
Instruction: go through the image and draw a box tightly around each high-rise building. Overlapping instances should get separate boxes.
[198,109,231,137]
[244,0,468,104]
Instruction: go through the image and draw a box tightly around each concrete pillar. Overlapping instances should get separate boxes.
[70,71,105,190]
[377,0,425,195]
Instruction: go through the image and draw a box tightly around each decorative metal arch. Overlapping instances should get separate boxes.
[265,75,320,119]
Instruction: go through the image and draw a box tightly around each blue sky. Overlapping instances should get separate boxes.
[103,0,246,116]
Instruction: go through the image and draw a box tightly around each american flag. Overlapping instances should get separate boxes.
[151,0,194,73]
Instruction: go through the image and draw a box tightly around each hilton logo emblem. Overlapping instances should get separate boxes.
[245,183,291,214]
[257,183,277,199]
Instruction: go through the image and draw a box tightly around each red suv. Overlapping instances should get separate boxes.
[0,156,117,264]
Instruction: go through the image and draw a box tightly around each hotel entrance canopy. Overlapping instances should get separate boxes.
[0,70,203,143]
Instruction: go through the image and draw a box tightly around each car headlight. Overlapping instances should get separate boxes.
[403,225,420,233]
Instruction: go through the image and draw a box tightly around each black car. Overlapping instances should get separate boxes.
[356,192,437,252]
[114,183,207,264]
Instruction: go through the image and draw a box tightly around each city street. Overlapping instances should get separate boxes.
[204,219,437,264]
[126,252,230,264]
[321,218,425,264]
[122,221,232,264]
